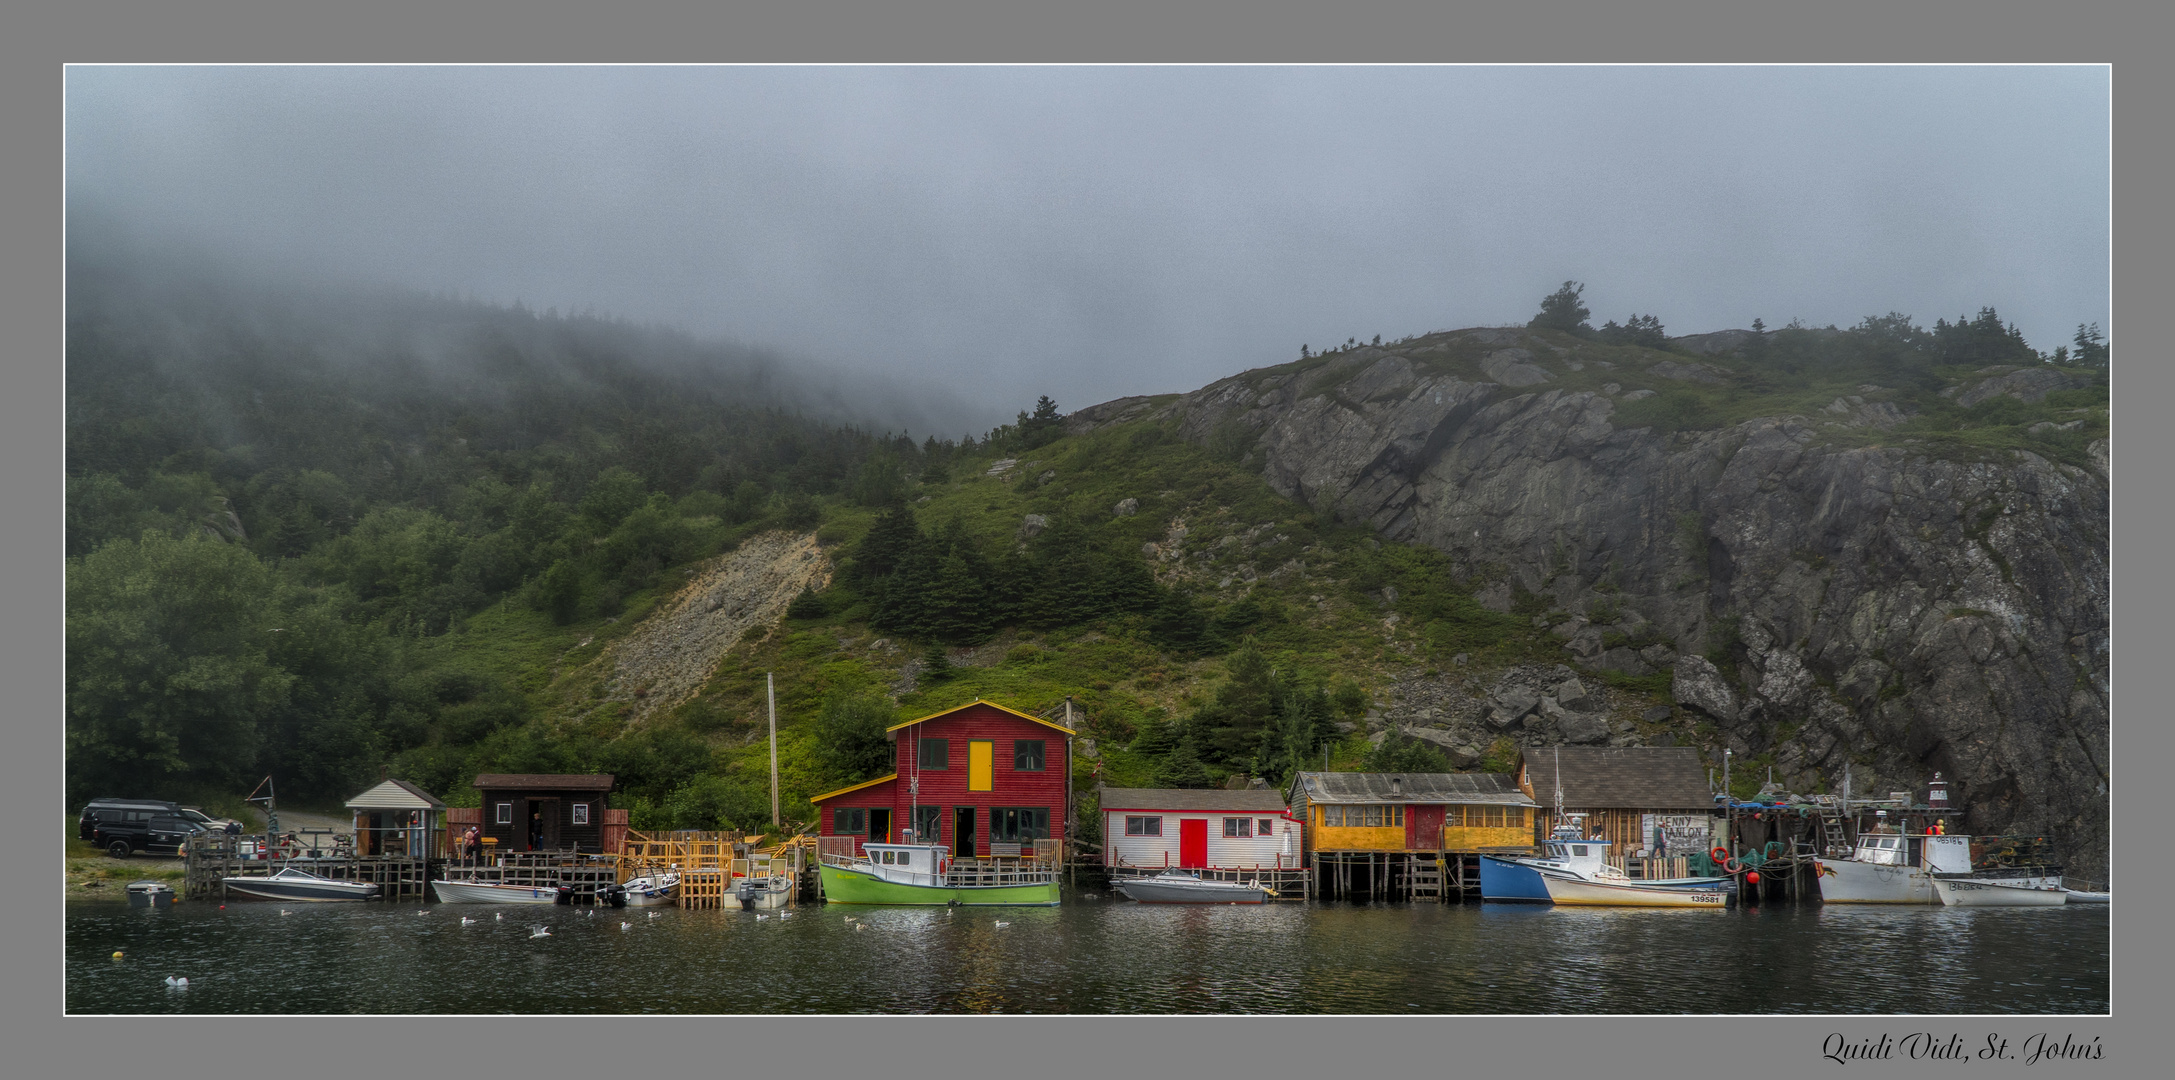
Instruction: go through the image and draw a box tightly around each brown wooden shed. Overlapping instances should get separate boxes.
[1515,747,1719,856]
[473,774,616,854]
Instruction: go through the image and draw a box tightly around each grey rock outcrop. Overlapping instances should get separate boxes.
[1018,514,1050,539]
[1083,335,2109,878]
[1672,656,1740,723]
[1113,498,1140,517]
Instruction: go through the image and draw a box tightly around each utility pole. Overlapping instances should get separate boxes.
[768,673,780,830]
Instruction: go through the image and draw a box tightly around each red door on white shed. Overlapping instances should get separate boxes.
[1178,819,1208,868]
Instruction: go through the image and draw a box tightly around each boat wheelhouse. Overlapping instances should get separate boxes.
[1812,830,1975,904]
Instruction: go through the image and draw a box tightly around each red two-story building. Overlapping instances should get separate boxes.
[811,699,1075,858]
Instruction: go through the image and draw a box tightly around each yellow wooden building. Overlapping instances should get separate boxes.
[1287,771,1540,901]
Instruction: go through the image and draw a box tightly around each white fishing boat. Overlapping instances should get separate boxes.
[2062,888,2110,904]
[1932,876,2069,907]
[1112,869,1275,904]
[1540,873,1730,907]
[1812,831,1975,904]
[429,878,562,904]
[620,871,680,907]
[1521,830,1730,893]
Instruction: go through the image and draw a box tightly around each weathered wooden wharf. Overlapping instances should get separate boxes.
[182,833,435,901]
[616,830,810,909]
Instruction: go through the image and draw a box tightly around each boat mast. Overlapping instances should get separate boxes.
[1552,747,1564,831]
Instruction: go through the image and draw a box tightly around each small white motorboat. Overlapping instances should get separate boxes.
[620,872,680,907]
[429,879,561,904]
[1111,869,1274,904]
[1540,873,1730,908]
[224,867,381,902]
[1932,876,2069,907]
[734,873,793,910]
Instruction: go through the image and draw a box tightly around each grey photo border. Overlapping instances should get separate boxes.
[9,0,2152,1077]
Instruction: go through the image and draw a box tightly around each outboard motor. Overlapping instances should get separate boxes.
[595,883,627,908]
[554,884,575,905]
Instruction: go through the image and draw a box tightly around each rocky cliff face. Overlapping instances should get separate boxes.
[1080,329,2110,879]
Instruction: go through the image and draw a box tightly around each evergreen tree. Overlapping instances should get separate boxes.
[1530,281,1592,335]
[2073,323,2109,367]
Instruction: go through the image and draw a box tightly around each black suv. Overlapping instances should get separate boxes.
[79,799,206,857]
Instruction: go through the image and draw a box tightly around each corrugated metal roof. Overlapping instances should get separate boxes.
[471,774,616,791]
[1294,772,1536,806]
[1097,787,1292,812]
[344,778,446,810]
[1518,747,1713,809]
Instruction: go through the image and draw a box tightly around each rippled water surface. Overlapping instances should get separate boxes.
[67,898,2108,1014]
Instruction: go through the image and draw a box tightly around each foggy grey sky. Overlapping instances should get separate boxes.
[65,66,2109,434]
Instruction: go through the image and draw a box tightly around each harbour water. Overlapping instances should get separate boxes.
[67,898,2108,1014]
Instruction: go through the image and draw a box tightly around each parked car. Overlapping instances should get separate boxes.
[79,799,206,857]
[79,798,181,841]
[178,806,245,833]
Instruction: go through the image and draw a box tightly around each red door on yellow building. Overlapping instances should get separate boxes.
[1178,819,1208,868]
[1406,804,1445,850]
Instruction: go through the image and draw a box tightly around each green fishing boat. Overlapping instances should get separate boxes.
[818,842,1060,906]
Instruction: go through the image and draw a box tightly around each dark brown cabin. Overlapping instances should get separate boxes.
[473,774,616,854]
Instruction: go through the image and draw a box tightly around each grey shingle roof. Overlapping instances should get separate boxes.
[1097,787,1294,812]
[472,774,616,792]
[1292,772,1537,806]
[1520,747,1712,809]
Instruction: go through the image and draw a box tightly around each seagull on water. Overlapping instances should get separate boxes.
[779,911,794,919]
[164,976,188,987]
[994,921,1012,929]
[756,913,769,921]
[854,923,866,932]
[528,925,552,939]
[620,921,632,931]
[279,909,293,916]
[414,908,430,915]
[585,909,594,917]
[461,916,478,926]
[494,912,504,921]
[648,911,662,919]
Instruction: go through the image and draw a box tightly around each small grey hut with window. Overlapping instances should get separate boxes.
[345,778,447,857]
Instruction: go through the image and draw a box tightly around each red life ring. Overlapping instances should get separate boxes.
[1710,846,1731,864]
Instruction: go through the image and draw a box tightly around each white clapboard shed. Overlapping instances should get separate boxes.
[1100,786,1303,872]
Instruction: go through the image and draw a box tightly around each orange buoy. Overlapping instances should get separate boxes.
[1747,871,1761,885]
